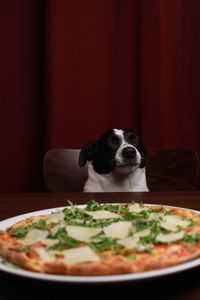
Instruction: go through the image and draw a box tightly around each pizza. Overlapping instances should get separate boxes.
[0,200,200,276]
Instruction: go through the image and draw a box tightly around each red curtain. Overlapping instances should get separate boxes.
[0,0,200,192]
[0,1,44,192]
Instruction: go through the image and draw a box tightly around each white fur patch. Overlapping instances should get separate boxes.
[84,162,148,192]
[82,129,148,192]
[113,129,124,137]
[113,129,141,172]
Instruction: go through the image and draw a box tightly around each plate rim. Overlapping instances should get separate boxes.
[0,203,200,284]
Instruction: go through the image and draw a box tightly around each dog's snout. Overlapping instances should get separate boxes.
[122,147,136,159]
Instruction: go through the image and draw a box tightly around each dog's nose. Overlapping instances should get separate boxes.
[122,147,136,159]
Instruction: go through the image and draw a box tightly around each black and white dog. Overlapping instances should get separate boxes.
[79,128,149,192]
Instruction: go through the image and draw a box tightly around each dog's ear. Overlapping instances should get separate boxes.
[79,142,98,167]
[138,141,148,168]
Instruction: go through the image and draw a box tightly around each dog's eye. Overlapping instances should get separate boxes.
[109,135,121,147]
[127,134,134,140]
[126,133,136,143]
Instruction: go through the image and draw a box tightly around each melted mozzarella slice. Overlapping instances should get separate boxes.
[18,229,49,245]
[103,221,132,239]
[148,212,164,221]
[84,210,121,219]
[66,225,101,242]
[62,246,99,264]
[34,247,55,262]
[118,229,151,249]
[45,212,65,224]
[128,203,144,213]
[41,238,59,247]
[118,236,139,249]
[160,215,191,232]
[156,231,184,243]
[134,229,151,238]
[50,224,65,235]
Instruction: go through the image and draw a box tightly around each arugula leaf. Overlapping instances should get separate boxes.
[5,261,23,269]
[85,200,102,211]
[146,207,164,214]
[85,201,129,214]
[102,204,128,214]
[10,226,30,238]
[67,218,113,228]
[48,227,79,250]
[49,238,79,251]
[9,218,50,239]
[182,233,199,245]
[32,219,47,230]
[63,202,90,221]
[90,236,121,252]
[163,210,174,216]
[14,245,30,254]
[86,230,121,252]
[122,212,138,221]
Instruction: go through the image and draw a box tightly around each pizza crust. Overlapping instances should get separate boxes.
[0,204,200,276]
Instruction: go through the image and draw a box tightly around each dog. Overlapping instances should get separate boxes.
[79,128,149,192]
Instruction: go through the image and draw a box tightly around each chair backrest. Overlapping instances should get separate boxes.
[146,148,199,191]
[43,149,87,192]
[43,148,199,192]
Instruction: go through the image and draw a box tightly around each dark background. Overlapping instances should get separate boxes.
[0,0,200,192]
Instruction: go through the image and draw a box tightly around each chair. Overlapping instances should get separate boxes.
[43,148,199,192]
[146,148,199,191]
[43,149,87,192]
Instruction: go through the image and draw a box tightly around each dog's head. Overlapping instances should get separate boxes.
[79,128,147,174]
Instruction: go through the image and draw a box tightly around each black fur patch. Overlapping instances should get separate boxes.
[79,129,147,174]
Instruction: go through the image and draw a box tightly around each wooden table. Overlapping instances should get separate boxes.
[0,192,200,300]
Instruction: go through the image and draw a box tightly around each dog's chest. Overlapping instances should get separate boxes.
[84,163,148,192]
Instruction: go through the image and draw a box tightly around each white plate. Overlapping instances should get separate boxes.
[0,204,200,283]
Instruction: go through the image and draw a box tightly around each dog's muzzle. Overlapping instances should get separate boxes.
[114,146,140,170]
[122,147,136,159]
